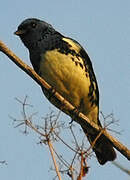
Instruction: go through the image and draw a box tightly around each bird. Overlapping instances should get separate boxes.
[14,18,116,165]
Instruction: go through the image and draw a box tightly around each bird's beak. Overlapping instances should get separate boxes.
[14,29,26,36]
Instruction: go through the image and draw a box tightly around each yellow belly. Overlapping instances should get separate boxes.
[39,49,94,115]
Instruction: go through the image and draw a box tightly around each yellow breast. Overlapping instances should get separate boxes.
[39,48,96,116]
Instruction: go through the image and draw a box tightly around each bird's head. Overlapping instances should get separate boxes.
[14,18,55,49]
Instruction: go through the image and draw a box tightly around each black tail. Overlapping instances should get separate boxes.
[82,127,116,165]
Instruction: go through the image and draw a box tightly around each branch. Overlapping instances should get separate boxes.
[112,161,130,176]
[48,140,62,180]
[77,152,84,180]
[0,40,130,161]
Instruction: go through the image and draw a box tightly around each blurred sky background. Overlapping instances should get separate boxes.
[0,0,130,179]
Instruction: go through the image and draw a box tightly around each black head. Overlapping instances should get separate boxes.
[14,18,55,48]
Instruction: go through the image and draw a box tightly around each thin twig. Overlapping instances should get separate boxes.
[77,152,83,180]
[26,119,45,137]
[69,165,75,180]
[48,140,62,180]
[51,145,70,169]
[53,131,78,153]
[87,129,104,152]
[70,125,80,150]
[112,161,130,176]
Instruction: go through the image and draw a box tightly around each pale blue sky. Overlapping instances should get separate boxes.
[0,0,130,179]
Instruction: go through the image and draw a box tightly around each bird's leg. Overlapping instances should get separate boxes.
[48,87,56,100]
[69,107,80,124]
[69,98,84,124]
[69,118,74,124]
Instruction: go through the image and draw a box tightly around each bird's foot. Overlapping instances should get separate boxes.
[48,87,56,100]
[69,107,80,124]
[69,118,74,124]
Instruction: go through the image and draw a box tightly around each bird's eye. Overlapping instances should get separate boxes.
[31,23,37,28]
